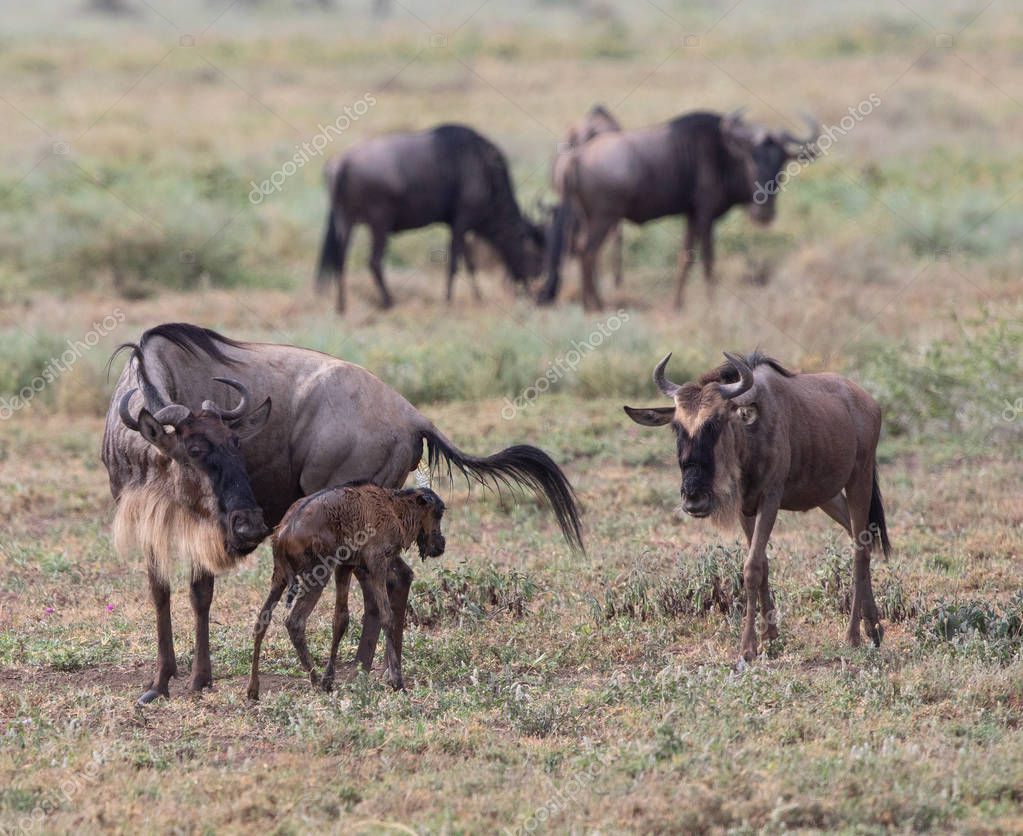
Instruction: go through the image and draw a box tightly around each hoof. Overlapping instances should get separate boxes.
[246,686,260,702]
[320,676,334,693]
[137,688,166,706]
[868,622,884,648]
[309,670,321,687]
[846,629,863,648]
[189,678,213,694]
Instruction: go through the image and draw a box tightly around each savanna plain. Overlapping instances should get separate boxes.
[1,1,1022,832]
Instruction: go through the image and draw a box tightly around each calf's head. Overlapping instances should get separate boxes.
[624,352,760,526]
[721,109,818,225]
[119,378,272,556]
[412,488,447,559]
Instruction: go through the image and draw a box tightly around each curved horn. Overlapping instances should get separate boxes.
[152,404,192,426]
[718,352,755,401]
[201,377,250,421]
[653,353,682,398]
[119,389,140,431]
[776,112,820,156]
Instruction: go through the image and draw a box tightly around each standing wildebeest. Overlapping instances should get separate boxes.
[103,323,581,705]
[548,104,625,291]
[624,350,891,662]
[247,483,447,700]
[315,123,546,311]
[540,109,817,311]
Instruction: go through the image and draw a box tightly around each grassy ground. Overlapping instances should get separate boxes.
[2,1,1023,833]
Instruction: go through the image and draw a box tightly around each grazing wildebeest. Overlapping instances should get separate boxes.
[315,123,546,311]
[624,350,891,662]
[547,104,625,292]
[541,109,817,311]
[103,323,581,705]
[247,483,446,700]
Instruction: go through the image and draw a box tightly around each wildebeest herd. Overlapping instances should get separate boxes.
[102,106,896,705]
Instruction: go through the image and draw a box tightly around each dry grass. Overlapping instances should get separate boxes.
[2,1,1023,832]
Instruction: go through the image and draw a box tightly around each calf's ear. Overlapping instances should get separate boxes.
[623,405,675,427]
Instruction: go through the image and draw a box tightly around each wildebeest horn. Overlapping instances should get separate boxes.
[653,353,682,398]
[719,352,755,401]
[120,388,192,430]
[201,377,250,421]
[776,112,819,156]
[118,389,140,431]
[721,107,765,146]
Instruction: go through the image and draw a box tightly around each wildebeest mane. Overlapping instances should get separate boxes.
[700,350,795,387]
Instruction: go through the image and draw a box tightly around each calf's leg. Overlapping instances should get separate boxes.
[247,571,288,701]
[139,560,177,706]
[366,555,403,690]
[285,574,328,686]
[322,565,353,692]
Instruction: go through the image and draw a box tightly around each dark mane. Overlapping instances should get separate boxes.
[700,350,796,386]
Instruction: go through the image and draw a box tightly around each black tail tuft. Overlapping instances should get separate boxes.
[315,205,341,293]
[537,200,570,305]
[423,428,583,552]
[869,466,892,558]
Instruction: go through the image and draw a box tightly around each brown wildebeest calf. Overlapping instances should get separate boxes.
[247,484,446,699]
[625,351,892,662]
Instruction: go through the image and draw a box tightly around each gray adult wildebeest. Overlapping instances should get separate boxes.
[541,109,817,311]
[103,323,582,704]
[315,123,546,311]
[547,104,624,291]
[624,350,891,662]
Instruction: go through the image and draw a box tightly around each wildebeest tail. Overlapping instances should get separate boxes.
[423,427,583,552]
[537,199,570,305]
[869,466,892,558]
[316,163,348,292]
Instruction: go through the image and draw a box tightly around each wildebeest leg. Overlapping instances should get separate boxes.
[462,237,482,301]
[322,565,353,692]
[446,226,466,303]
[367,553,403,690]
[246,571,287,701]
[285,575,328,686]
[139,561,176,706]
[367,220,394,309]
[740,514,778,642]
[384,557,414,689]
[740,499,780,663]
[673,221,696,310]
[820,493,853,535]
[353,566,381,671]
[188,570,215,693]
[699,217,715,298]
[580,216,614,312]
[611,224,624,288]
[846,471,883,648]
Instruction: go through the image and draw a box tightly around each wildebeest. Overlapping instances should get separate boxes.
[103,323,581,705]
[540,109,817,310]
[315,123,546,311]
[624,350,891,662]
[247,483,446,700]
[547,104,624,292]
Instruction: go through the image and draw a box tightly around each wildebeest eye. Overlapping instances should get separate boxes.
[187,445,204,458]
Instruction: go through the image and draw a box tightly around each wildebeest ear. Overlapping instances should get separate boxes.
[136,409,178,455]
[232,397,272,440]
[623,405,675,427]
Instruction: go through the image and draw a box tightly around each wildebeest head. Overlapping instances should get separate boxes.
[720,109,818,225]
[624,352,760,526]
[119,378,272,556]
[412,488,446,559]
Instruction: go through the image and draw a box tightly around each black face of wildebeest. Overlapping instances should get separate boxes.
[745,139,789,224]
[676,414,725,517]
[119,380,272,556]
